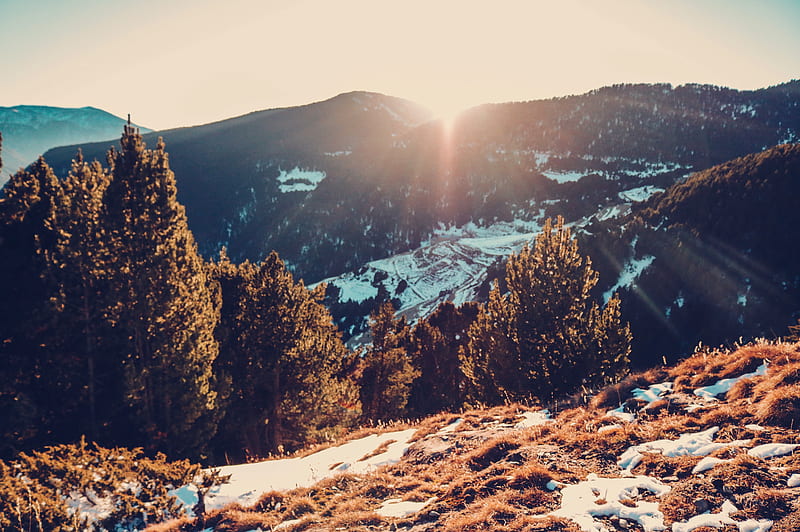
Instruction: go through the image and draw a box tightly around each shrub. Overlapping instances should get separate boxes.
[0,440,219,532]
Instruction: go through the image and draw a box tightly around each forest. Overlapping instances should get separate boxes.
[0,127,631,465]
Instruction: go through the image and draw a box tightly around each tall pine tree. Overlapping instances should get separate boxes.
[38,152,118,441]
[462,216,631,404]
[407,301,479,415]
[102,125,220,458]
[0,158,74,455]
[358,302,418,422]
[214,251,359,460]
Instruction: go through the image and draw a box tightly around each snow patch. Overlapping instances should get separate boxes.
[671,500,771,532]
[276,167,326,193]
[691,456,728,474]
[619,427,722,470]
[545,473,670,532]
[180,428,417,511]
[603,255,655,303]
[541,169,585,183]
[694,361,768,399]
[618,185,664,203]
[515,410,552,428]
[747,443,799,459]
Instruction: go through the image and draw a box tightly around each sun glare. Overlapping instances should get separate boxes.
[426,100,470,134]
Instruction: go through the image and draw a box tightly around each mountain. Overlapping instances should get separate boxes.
[0,105,150,182]
[38,82,800,363]
[42,82,799,282]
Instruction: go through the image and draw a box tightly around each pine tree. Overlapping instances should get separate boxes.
[462,216,631,403]
[101,125,220,458]
[217,251,359,459]
[38,152,117,441]
[408,301,478,415]
[0,158,71,454]
[358,302,418,421]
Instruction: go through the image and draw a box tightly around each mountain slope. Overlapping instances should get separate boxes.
[148,340,800,531]
[589,143,800,366]
[0,105,150,182]
[41,82,800,285]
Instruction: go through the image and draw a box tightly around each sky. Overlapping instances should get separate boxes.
[1,0,798,131]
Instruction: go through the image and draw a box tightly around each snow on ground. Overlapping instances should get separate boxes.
[747,443,799,459]
[376,497,437,518]
[541,169,585,183]
[316,221,539,323]
[633,382,674,403]
[177,428,417,511]
[545,473,670,532]
[605,381,673,423]
[605,408,636,423]
[515,409,552,428]
[618,185,664,203]
[789,474,800,488]
[603,255,655,303]
[618,427,751,471]
[276,167,326,193]
[671,500,772,532]
[694,361,769,399]
[691,456,729,474]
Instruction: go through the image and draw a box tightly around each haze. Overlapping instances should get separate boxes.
[1,0,798,130]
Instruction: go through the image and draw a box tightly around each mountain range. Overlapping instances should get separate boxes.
[19,79,800,365]
[0,105,150,182]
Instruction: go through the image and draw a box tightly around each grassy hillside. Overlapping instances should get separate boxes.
[141,340,800,532]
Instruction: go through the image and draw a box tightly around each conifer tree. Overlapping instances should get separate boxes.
[0,158,72,454]
[101,125,220,458]
[358,302,418,421]
[462,216,631,403]
[39,152,116,440]
[408,301,478,415]
[218,251,359,459]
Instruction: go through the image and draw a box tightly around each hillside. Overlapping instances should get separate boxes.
[163,341,800,531]
[588,143,800,367]
[0,105,150,182]
[41,82,800,284]
[11,340,794,531]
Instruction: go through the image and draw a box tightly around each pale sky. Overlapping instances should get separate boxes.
[1,0,798,131]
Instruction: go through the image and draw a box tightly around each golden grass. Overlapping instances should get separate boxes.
[756,384,800,428]
[141,341,800,532]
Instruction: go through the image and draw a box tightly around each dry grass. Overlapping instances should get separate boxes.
[589,370,662,410]
[140,341,800,532]
[755,384,800,428]
[463,433,522,471]
[707,453,776,493]
[735,488,794,520]
[660,478,724,524]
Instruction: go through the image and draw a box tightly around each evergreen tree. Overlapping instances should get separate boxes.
[408,301,479,415]
[358,302,418,421]
[38,152,118,441]
[216,251,359,459]
[0,158,73,456]
[462,216,631,403]
[101,125,220,458]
